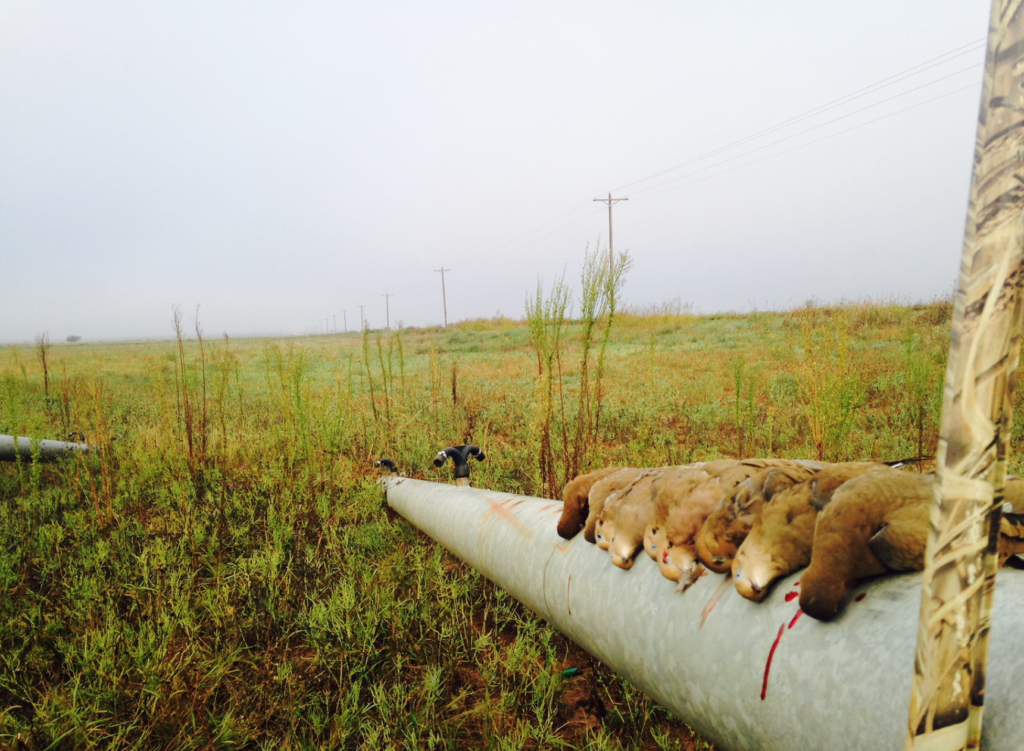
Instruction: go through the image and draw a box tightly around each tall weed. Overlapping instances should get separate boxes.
[794,306,863,461]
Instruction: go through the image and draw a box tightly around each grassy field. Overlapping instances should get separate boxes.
[1,293,989,750]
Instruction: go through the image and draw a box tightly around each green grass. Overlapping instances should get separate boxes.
[0,296,983,750]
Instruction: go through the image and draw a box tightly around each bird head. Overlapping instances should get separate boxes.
[607,534,640,569]
[595,518,615,550]
[644,523,665,561]
[798,568,846,621]
[556,496,587,540]
[695,521,737,573]
[658,542,699,586]
[731,544,776,602]
[609,550,634,570]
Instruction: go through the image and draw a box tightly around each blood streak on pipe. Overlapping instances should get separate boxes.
[761,624,786,701]
[788,609,803,630]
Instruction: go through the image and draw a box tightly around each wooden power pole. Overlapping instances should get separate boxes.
[382,293,393,330]
[907,4,1024,749]
[342,310,347,333]
[434,267,450,327]
[358,304,366,330]
[593,192,628,272]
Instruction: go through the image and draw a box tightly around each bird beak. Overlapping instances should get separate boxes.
[611,554,634,570]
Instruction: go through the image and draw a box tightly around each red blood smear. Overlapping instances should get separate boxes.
[855,592,866,602]
[788,609,803,629]
[662,551,669,564]
[761,624,786,701]
[784,591,798,602]
[794,581,800,587]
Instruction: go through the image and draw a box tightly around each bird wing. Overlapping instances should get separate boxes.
[868,504,930,572]
[999,512,1024,566]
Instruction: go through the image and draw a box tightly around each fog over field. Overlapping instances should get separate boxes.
[0,1,990,342]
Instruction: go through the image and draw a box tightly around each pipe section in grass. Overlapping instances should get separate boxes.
[383,477,1024,751]
[0,434,93,462]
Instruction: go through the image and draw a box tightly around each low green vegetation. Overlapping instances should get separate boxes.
[0,290,979,750]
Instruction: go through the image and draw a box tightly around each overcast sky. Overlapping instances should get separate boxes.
[0,1,991,342]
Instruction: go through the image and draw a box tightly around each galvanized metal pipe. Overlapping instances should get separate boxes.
[0,434,93,462]
[383,477,1024,751]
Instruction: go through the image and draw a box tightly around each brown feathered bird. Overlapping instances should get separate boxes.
[810,461,889,511]
[640,468,714,561]
[603,472,674,568]
[583,469,647,545]
[645,472,728,591]
[801,469,934,621]
[600,465,724,565]
[695,462,820,573]
[587,466,683,547]
[999,476,1024,566]
[732,462,888,601]
[709,459,796,498]
[643,458,738,557]
[700,458,743,478]
[557,467,623,540]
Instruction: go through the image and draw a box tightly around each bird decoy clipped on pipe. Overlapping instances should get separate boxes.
[374,458,401,510]
[433,445,485,487]
[374,458,399,474]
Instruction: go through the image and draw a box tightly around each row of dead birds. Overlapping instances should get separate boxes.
[555,459,1024,621]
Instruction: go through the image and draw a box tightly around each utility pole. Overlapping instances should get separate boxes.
[593,192,628,273]
[434,267,450,327]
[358,304,366,330]
[382,293,393,330]
[342,310,347,333]
[332,314,336,334]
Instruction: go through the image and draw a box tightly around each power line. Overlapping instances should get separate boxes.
[370,37,988,297]
[609,37,985,194]
[628,65,981,200]
[449,38,987,271]
[456,207,607,267]
[454,76,981,271]
[451,201,594,266]
[634,81,981,202]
